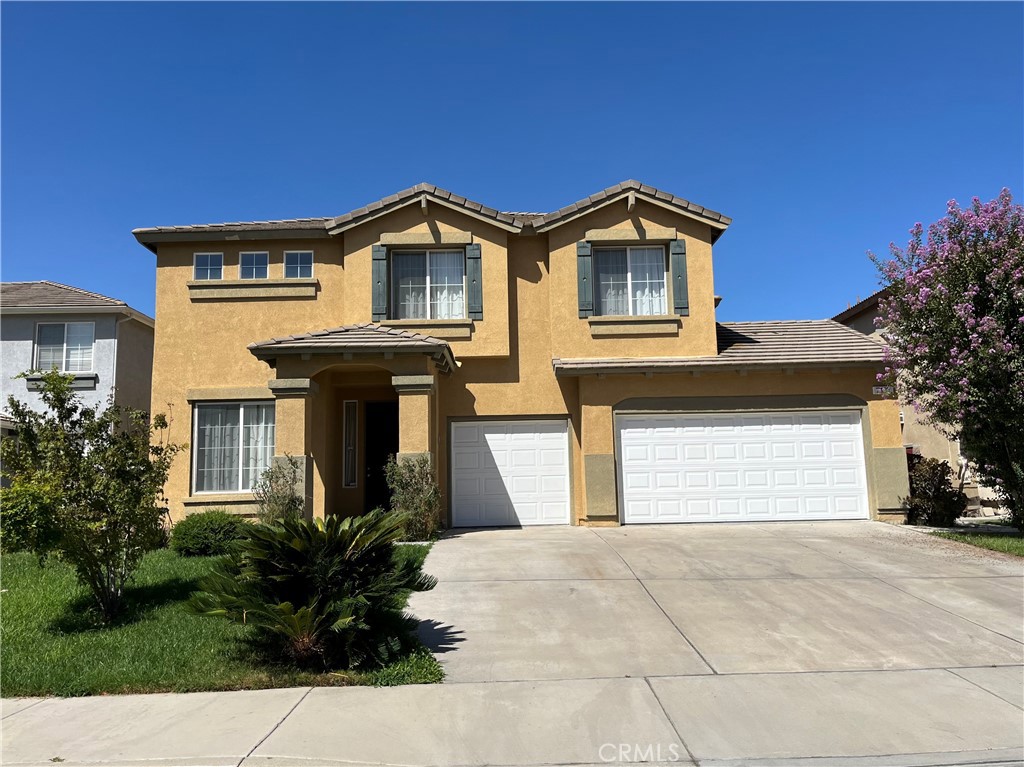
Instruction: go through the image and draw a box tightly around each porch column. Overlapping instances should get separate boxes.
[268,378,318,519]
[579,377,618,524]
[392,374,436,464]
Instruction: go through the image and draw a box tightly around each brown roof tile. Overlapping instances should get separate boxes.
[1,280,127,308]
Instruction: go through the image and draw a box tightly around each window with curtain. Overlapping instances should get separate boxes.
[594,246,667,316]
[35,322,95,372]
[194,402,275,493]
[391,249,465,320]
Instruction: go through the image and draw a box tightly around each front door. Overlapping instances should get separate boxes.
[363,400,399,513]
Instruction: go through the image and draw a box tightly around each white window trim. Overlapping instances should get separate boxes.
[191,400,275,495]
[239,251,269,280]
[391,248,468,320]
[342,400,358,488]
[193,252,224,281]
[34,321,95,373]
[594,245,668,317]
[283,250,315,279]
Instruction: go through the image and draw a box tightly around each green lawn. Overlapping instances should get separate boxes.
[932,531,1024,557]
[0,545,442,697]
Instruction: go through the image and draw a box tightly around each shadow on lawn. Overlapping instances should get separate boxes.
[48,575,202,633]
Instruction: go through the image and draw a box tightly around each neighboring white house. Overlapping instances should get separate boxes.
[1,281,155,417]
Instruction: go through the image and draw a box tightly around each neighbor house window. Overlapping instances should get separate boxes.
[194,253,223,281]
[240,252,269,280]
[284,251,313,279]
[342,400,357,488]
[594,246,667,316]
[391,249,465,320]
[193,402,275,493]
[35,322,95,372]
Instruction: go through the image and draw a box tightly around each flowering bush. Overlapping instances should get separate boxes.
[872,189,1023,528]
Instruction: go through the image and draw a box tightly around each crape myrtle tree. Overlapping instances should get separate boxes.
[0,371,182,622]
[871,189,1024,528]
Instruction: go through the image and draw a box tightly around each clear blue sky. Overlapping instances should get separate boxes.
[2,2,1021,321]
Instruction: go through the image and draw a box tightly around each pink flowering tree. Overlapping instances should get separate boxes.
[872,189,1024,528]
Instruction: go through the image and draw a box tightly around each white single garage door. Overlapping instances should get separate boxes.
[450,419,571,527]
[618,410,869,523]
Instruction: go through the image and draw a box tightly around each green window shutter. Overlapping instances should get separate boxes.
[577,241,593,318]
[371,244,388,322]
[466,243,483,320]
[670,239,689,316]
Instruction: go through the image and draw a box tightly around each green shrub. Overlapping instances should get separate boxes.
[170,510,249,557]
[0,477,60,554]
[903,455,969,527]
[188,510,435,670]
[385,454,442,540]
[252,455,304,524]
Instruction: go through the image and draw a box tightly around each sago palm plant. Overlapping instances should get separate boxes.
[188,510,436,669]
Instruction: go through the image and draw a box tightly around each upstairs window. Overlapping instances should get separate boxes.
[240,252,269,280]
[391,249,465,320]
[194,253,223,281]
[285,251,313,279]
[594,246,667,316]
[36,322,95,372]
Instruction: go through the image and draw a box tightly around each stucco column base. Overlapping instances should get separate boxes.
[583,453,620,523]
[870,446,911,520]
[269,378,318,519]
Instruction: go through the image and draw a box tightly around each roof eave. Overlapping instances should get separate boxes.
[248,343,456,375]
[133,227,332,253]
[326,193,522,235]
[552,358,884,377]
[0,304,155,327]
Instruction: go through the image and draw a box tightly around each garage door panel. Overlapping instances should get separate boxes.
[619,410,869,524]
[451,419,570,527]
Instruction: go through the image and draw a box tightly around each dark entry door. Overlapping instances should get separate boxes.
[363,401,399,513]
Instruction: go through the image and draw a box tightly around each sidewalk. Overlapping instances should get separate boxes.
[4,673,1023,767]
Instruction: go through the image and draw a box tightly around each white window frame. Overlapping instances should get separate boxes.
[593,245,668,317]
[390,248,467,320]
[283,250,314,279]
[239,251,269,280]
[34,321,95,373]
[342,400,358,488]
[191,400,275,495]
[193,252,224,281]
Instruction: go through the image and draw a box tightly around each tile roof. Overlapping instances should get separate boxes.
[134,218,333,235]
[832,287,889,324]
[248,323,456,373]
[552,320,886,375]
[1,280,127,308]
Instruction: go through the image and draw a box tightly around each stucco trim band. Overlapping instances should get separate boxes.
[26,372,97,390]
[186,386,273,402]
[392,375,435,394]
[588,316,681,337]
[187,279,319,300]
[584,226,677,242]
[268,378,319,396]
[383,319,473,340]
[615,394,868,413]
[379,231,473,246]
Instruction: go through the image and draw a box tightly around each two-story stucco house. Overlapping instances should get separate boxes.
[1,281,155,417]
[135,180,909,527]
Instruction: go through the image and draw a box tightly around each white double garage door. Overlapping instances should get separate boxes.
[449,410,869,527]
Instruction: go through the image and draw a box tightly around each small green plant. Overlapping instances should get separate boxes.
[0,477,60,554]
[170,509,250,557]
[252,455,304,524]
[385,454,442,541]
[903,455,969,527]
[188,510,436,670]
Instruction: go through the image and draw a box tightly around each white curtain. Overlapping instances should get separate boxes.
[630,247,667,316]
[596,249,629,316]
[393,252,428,319]
[242,404,275,490]
[195,405,241,492]
[429,250,465,319]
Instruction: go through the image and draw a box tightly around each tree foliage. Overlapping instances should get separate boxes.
[872,189,1024,527]
[251,454,304,524]
[0,371,182,621]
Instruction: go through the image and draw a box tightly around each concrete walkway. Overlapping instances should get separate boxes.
[3,522,1023,766]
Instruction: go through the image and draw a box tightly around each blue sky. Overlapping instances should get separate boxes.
[2,2,1021,321]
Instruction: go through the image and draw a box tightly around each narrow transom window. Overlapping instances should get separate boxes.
[284,251,313,279]
[193,401,275,493]
[240,252,269,280]
[35,322,95,372]
[194,253,223,281]
[342,400,358,488]
[391,249,466,320]
[594,246,667,316]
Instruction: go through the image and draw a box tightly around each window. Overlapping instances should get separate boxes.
[284,251,313,279]
[594,246,667,316]
[194,253,223,281]
[342,400,357,488]
[193,402,275,493]
[35,322,94,372]
[391,249,465,320]
[240,252,269,280]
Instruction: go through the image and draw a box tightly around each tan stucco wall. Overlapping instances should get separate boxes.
[113,316,154,412]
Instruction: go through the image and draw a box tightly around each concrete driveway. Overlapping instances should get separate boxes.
[408,521,1024,764]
